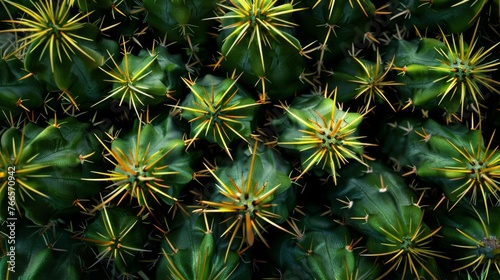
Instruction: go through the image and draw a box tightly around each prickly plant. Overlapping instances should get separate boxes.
[0,117,101,225]
[156,212,251,279]
[387,23,500,121]
[273,88,373,184]
[0,0,499,279]
[84,115,195,214]
[432,202,500,279]
[394,118,500,220]
[331,161,449,279]
[173,74,260,159]
[271,203,382,279]
[211,0,309,99]
[326,49,403,112]
[94,40,184,117]
[76,205,149,275]
[193,140,296,258]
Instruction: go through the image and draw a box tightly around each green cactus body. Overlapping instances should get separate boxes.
[331,161,447,279]
[79,206,149,275]
[0,0,119,110]
[154,46,188,99]
[434,202,500,278]
[0,219,86,279]
[274,91,371,184]
[1,0,500,278]
[390,0,487,34]
[0,117,101,225]
[326,50,403,112]
[296,0,376,63]
[95,42,173,117]
[143,0,218,66]
[400,119,500,218]
[0,57,44,117]
[213,0,307,100]
[272,205,382,280]
[387,38,452,109]
[85,116,195,213]
[1,0,96,72]
[388,27,500,120]
[157,212,251,280]
[194,141,296,257]
[377,116,425,172]
[175,74,260,159]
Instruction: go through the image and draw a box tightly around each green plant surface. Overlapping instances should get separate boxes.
[84,115,195,213]
[274,89,373,184]
[0,0,499,279]
[173,74,260,159]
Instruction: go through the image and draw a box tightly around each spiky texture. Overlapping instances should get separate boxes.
[193,140,296,259]
[157,212,251,279]
[0,0,94,71]
[76,206,149,274]
[331,161,448,279]
[84,116,195,213]
[0,117,101,225]
[274,88,373,184]
[173,74,260,159]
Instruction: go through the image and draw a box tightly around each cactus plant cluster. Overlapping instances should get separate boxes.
[1,0,500,279]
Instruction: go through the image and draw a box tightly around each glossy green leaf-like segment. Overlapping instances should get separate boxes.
[176,74,260,160]
[0,117,101,225]
[85,116,194,213]
[194,140,295,260]
[275,90,372,184]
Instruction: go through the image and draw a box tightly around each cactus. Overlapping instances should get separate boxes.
[84,115,195,213]
[0,117,101,225]
[193,139,296,258]
[173,74,260,159]
[94,40,182,117]
[331,161,449,279]
[326,49,403,112]
[271,203,382,279]
[212,0,308,99]
[1,0,500,279]
[274,88,373,184]
[0,218,91,279]
[156,212,251,279]
[387,22,500,121]
[76,205,149,275]
[389,0,487,34]
[0,56,44,117]
[0,0,95,72]
[386,118,500,220]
